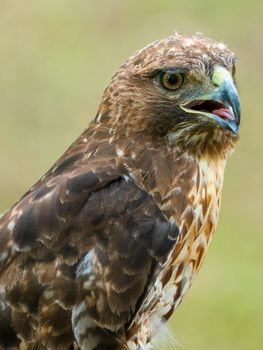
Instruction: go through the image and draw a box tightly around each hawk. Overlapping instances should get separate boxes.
[0,33,240,350]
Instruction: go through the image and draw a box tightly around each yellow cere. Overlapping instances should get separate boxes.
[212,65,233,86]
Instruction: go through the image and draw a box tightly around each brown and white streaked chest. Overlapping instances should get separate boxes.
[159,156,226,307]
[127,153,227,348]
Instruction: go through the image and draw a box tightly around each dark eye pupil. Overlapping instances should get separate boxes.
[168,74,178,85]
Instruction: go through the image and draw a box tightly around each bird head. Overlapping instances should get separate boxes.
[96,33,240,158]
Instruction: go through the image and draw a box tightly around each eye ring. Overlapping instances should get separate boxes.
[160,72,183,91]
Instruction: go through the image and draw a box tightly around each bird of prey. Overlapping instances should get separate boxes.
[0,33,240,350]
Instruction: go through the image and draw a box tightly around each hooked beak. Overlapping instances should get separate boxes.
[180,66,241,134]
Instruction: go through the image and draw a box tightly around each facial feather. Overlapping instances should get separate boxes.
[96,33,239,159]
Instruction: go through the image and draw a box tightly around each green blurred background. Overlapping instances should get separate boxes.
[0,1,262,349]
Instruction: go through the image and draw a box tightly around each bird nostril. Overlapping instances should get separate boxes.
[213,82,220,88]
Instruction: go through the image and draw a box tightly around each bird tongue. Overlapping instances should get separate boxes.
[212,107,235,121]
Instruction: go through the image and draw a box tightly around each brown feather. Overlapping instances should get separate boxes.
[0,33,239,350]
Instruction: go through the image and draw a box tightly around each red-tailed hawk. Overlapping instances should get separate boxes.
[0,33,240,350]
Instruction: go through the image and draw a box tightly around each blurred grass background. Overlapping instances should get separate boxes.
[0,1,262,349]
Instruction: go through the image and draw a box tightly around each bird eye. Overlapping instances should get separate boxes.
[160,72,183,91]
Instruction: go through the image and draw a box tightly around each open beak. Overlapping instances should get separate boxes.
[180,66,241,134]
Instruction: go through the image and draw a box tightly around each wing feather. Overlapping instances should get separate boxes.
[0,125,180,348]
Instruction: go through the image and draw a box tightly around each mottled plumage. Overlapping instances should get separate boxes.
[0,33,240,350]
